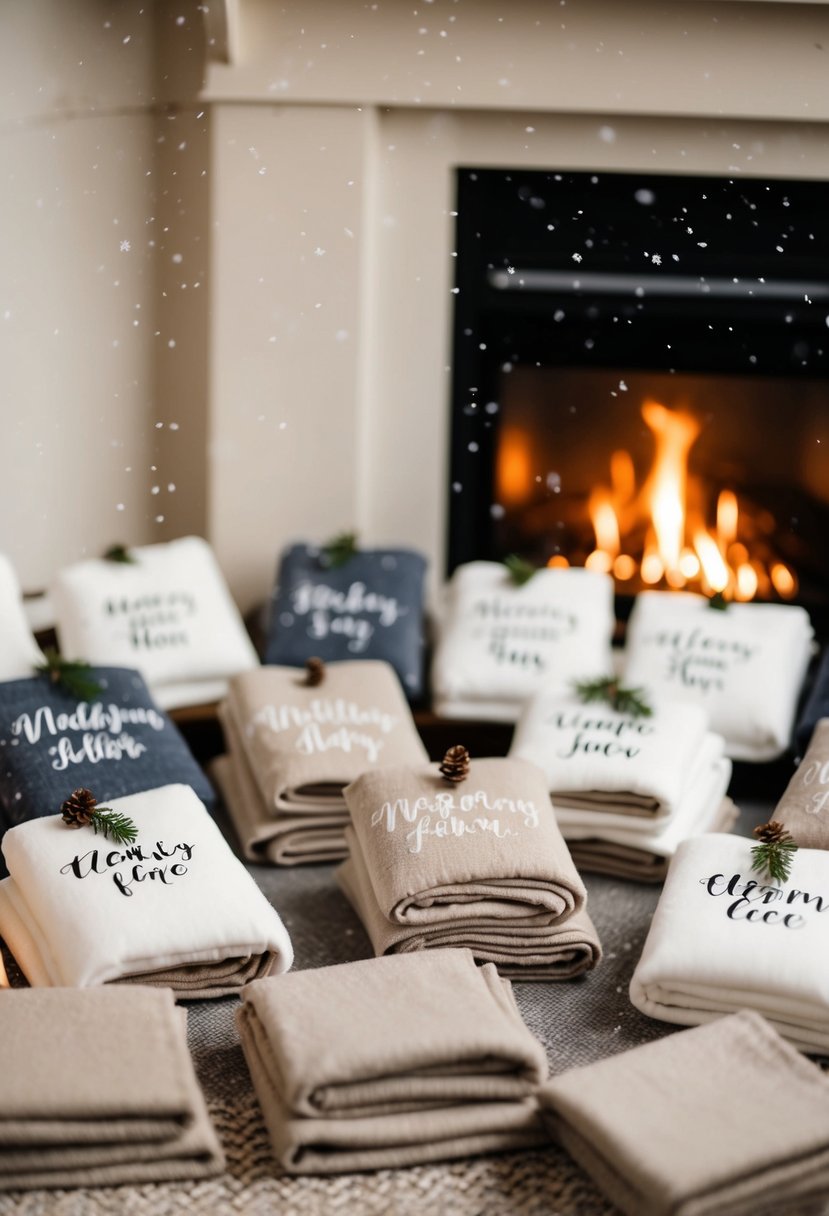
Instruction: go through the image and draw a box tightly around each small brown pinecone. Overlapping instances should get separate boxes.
[753,820,792,846]
[440,745,470,784]
[61,788,98,829]
[304,657,325,687]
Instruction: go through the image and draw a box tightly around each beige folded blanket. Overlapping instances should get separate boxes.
[224,661,429,815]
[772,717,829,848]
[237,949,548,1173]
[339,827,601,979]
[538,1009,829,1216]
[0,986,224,1190]
[344,758,586,927]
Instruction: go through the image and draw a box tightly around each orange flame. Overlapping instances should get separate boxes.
[640,402,700,579]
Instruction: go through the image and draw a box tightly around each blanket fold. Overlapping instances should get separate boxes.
[0,783,292,996]
[629,833,829,1052]
[237,950,548,1173]
[0,985,224,1190]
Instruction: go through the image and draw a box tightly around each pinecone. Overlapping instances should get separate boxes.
[440,745,470,784]
[61,788,98,829]
[304,657,325,687]
[753,820,792,846]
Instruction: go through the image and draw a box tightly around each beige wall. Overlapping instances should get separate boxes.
[1,0,827,611]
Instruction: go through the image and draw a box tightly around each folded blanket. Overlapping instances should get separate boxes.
[0,986,224,1190]
[0,553,43,681]
[772,718,829,849]
[50,536,259,710]
[237,949,548,1173]
[796,648,829,757]
[0,668,215,840]
[265,542,428,699]
[629,833,829,1052]
[538,1009,829,1216]
[432,563,615,722]
[566,797,738,884]
[224,662,429,817]
[622,591,814,761]
[510,693,711,817]
[0,783,293,996]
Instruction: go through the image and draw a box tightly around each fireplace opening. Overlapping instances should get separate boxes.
[448,168,829,628]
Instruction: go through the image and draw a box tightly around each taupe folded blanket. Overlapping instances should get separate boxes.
[538,1009,829,1216]
[344,758,587,927]
[224,661,429,815]
[773,717,829,848]
[338,832,601,979]
[237,950,548,1173]
[0,986,224,1190]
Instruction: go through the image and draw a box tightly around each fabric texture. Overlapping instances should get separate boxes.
[622,591,814,761]
[629,833,829,1052]
[237,950,548,1173]
[796,649,829,757]
[0,783,292,996]
[431,563,615,723]
[0,555,43,683]
[538,1009,829,1216]
[0,986,224,1190]
[265,543,428,700]
[338,758,601,979]
[50,536,259,711]
[0,668,215,841]
[772,718,829,849]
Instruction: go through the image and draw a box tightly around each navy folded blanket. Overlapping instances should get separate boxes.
[795,647,829,758]
[264,543,427,699]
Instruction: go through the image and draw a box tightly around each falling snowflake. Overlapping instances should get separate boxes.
[572,252,582,263]
[119,240,131,252]
[314,247,326,257]
[651,253,662,265]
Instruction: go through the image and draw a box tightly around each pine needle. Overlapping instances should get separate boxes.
[504,554,537,586]
[35,650,103,701]
[751,821,798,884]
[707,591,729,611]
[90,809,139,846]
[573,675,653,718]
[103,543,136,564]
[322,531,359,569]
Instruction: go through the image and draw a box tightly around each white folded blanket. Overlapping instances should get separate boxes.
[0,553,43,681]
[630,833,829,1052]
[622,592,814,761]
[0,783,293,996]
[50,536,259,710]
[510,693,711,817]
[431,563,615,723]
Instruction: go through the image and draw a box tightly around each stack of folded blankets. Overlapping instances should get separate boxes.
[236,950,549,1173]
[0,986,224,1190]
[431,563,615,722]
[0,666,215,839]
[538,1010,829,1216]
[623,590,814,760]
[0,783,293,996]
[510,694,734,881]
[630,833,829,1053]
[265,541,428,699]
[771,718,829,848]
[212,660,429,865]
[0,552,43,681]
[50,536,260,710]
[338,754,601,978]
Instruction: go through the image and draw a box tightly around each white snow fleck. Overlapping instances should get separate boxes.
[651,253,662,265]
[119,240,131,252]
[572,253,582,263]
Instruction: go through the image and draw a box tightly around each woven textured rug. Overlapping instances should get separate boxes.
[2,796,828,1216]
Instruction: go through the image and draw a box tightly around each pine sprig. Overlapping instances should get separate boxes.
[35,649,103,701]
[573,675,653,719]
[707,590,729,611]
[322,531,359,569]
[60,789,138,846]
[504,554,537,586]
[103,543,136,564]
[751,821,798,884]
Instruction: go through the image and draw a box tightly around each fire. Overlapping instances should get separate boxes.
[586,401,795,602]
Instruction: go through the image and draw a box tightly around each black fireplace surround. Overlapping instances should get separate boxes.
[448,167,829,627]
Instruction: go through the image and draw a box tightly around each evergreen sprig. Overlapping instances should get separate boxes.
[707,590,729,611]
[322,531,359,569]
[573,675,653,719]
[103,543,136,564]
[504,554,537,586]
[751,821,798,884]
[89,809,139,845]
[35,650,103,701]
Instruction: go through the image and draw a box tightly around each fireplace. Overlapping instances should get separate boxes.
[448,168,829,627]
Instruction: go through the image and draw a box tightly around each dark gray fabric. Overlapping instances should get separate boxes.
[0,668,215,856]
[264,543,427,699]
[796,650,829,758]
